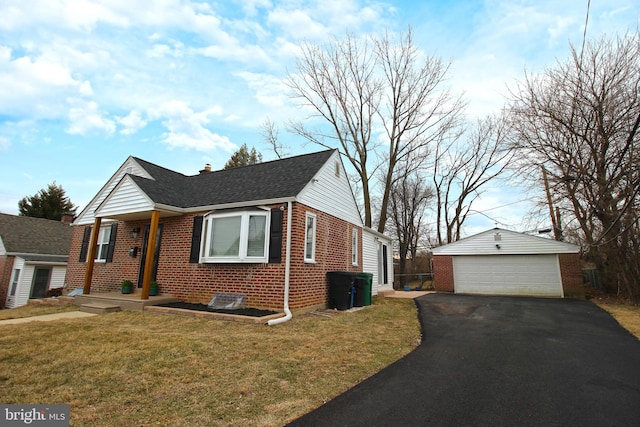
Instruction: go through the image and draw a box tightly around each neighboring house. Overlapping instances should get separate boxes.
[432,228,583,298]
[66,149,394,312]
[0,213,73,308]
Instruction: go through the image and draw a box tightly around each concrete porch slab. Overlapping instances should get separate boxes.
[74,291,178,312]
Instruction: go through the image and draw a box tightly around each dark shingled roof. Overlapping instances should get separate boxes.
[130,149,336,208]
[0,213,73,257]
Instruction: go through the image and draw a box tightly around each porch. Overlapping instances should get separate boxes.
[75,291,178,313]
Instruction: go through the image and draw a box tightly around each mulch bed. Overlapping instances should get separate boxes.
[156,302,278,317]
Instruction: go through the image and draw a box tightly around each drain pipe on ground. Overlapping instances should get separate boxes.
[268,200,293,326]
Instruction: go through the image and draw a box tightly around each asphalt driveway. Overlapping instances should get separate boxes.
[288,293,640,426]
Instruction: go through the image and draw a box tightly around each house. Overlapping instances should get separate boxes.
[65,149,394,314]
[431,228,583,298]
[0,213,73,308]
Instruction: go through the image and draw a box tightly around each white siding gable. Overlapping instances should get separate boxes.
[75,157,154,225]
[432,228,580,255]
[95,175,155,218]
[0,235,6,256]
[297,151,363,226]
[362,227,394,295]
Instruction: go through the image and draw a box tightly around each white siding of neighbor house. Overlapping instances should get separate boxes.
[6,261,67,308]
[4,257,24,308]
[431,228,579,255]
[95,176,155,218]
[362,228,394,295]
[75,157,154,225]
[297,151,363,227]
[0,236,6,256]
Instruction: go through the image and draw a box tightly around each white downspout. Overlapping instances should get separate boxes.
[268,201,293,325]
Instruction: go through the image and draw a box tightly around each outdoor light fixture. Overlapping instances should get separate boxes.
[130,227,141,239]
[495,244,501,249]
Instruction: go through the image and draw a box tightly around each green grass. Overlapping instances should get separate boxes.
[0,297,421,426]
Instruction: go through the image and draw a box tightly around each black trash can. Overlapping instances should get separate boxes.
[352,277,366,307]
[327,271,355,310]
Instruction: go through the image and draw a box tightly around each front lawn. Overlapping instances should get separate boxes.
[0,304,77,320]
[0,297,421,426]
[595,303,640,339]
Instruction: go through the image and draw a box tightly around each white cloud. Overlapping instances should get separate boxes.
[0,136,10,150]
[0,47,95,119]
[235,71,288,107]
[78,80,93,96]
[268,8,327,39]
[118,110,147,135]
[67,100,116,134]
[148,100,236,152]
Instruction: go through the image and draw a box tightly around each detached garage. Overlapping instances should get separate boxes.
[432,228,583,298]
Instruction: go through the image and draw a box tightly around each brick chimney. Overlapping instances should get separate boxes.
[61,212,74,225]
[199,164,212,174]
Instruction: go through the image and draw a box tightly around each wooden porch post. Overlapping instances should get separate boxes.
[82,217,102,294]
[140,210,160,300]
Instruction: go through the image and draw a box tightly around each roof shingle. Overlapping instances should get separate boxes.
[0,213,73,256]
[130,149,335,208]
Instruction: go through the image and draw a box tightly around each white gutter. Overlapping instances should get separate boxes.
[268,201,293,326]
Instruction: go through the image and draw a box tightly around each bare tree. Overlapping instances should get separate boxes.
[286,28,464,233]
[432,114,514,245]
[260,118,289,159]
[387,157,434,288]
[508,32,640,301]
[286,32,380,227]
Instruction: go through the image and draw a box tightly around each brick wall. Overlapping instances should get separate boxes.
[559,253,584,298]
[432,255,454,292]
[0,255,11,308]
[65,202,362,310]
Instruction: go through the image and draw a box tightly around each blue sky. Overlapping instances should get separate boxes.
[1,0,638,236]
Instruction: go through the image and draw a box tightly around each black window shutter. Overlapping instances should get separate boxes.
[269,208,283,263]
[189,216,204,263]
[79,226,92,262]
[105,223,118,262]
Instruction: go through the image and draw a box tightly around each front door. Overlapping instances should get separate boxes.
[137,224,163,288]
[30,267,51,299]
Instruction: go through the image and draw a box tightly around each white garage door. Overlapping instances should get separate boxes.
[453,255,563,297]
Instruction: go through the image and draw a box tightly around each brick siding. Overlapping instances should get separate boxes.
[559,253,584,298]
[65,202,362,310]
[432,255,454,292]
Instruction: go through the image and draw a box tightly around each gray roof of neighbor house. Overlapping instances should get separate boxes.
[0,213,73,258]
[130,149,336,208]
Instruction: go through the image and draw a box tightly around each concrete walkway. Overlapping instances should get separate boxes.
[0,311,96,326]
[381,290,434,299]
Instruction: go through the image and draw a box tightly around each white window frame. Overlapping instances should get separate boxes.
[304,212,316,263]
[200,210,270,263]
[95,226,112,262]
[351,228,358,266]
[9,268,21,297]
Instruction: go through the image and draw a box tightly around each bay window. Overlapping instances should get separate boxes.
[200,210,269,263]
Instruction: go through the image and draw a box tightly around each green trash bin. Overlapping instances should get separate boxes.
[357,272,373,306]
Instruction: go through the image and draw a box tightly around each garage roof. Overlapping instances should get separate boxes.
[431,228,580,255]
